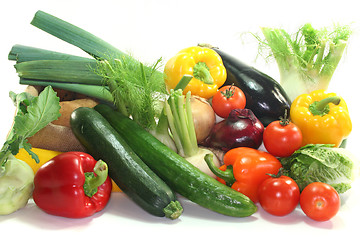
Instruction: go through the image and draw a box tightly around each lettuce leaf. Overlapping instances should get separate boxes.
[280,144,358,193]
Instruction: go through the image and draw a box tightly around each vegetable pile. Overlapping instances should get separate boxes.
[1,10,358,224]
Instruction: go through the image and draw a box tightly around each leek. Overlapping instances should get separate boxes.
[8,44,91,63]
[14,60,101,85]
[19,79,113,102]
[31,10,127,60]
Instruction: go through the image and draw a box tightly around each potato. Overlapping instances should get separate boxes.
[27,123,87,152]
[52,98,98,127]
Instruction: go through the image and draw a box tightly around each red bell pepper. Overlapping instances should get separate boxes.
[33,151,112,218]
[205,147,282,203]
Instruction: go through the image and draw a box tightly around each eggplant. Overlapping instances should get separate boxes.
[213,48,291,126]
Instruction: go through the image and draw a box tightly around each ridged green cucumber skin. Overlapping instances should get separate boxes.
[94,104,257,217]
[70,107,182,218]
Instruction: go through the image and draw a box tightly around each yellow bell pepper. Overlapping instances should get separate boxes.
[15,147,122,192]
[164,46,227,99]
[290,89,352,147]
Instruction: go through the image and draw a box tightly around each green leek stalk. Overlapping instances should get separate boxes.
[19,79,113,102]
[8,44,92,63]
[14,60,102,85]
[31,10,127,61]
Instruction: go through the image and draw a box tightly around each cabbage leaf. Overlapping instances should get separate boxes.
[280,144,358,193]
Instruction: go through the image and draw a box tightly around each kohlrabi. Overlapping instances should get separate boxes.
[0,86,60,215]
[255,23,351,101]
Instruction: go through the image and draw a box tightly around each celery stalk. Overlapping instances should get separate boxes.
[165,90,199,158]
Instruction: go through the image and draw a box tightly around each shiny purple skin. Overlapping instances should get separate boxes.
[203,109,264,152]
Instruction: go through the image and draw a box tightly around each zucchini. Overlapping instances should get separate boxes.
[94,104,257,217]
[70,107,183,219]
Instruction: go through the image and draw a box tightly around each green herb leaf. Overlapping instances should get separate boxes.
[95,55,166,130]
[1,86,61,164]
[12,86,61,138]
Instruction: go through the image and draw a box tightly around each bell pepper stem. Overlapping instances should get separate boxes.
[193,62,214,85]
[309,96,341,116]
[204,154,236,186]
[83,160,108,197]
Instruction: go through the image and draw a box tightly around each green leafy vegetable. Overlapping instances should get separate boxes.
[254,23,352,101]
[0,86,61,164]
[280,144,358,194]
[0,86,60,215]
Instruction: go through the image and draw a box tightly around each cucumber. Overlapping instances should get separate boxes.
[94,104,257,217]
[70,107,183,219]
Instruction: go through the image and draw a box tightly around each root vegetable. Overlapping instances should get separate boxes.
[52,98,98,127]
[190,95,216,144]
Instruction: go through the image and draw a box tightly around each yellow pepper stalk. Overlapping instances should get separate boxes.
[164,46,227,99]
[15,147,121,192]
[290,89,352,147]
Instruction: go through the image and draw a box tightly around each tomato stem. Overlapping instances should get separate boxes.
[221,84,235,99]
[266,168,285,178]
[279,110,290,126]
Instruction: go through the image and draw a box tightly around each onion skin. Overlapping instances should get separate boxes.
[203,109,264,151]
[190,96,216,143]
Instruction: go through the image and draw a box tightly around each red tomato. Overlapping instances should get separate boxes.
[300,182,340,221]
[212,84,246,118]
[263,119,302,157]
[258,175,300,216]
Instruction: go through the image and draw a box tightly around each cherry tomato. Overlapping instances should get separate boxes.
[300,182,340,221]
[263,118,302,157]
[212,84,246,118]
[258,175,300,216]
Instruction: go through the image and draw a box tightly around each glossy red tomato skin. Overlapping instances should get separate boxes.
[263,120,303,157]
[212,85,246,118]
[258,175,300,216]
[300,182,340,221]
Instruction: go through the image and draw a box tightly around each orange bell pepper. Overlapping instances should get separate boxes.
[290,89,352,147]
[164,46,227,99]
[205,148,282,203]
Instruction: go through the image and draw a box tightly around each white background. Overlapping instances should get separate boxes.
[1,0,359,238]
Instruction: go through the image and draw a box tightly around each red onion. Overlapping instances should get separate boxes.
[202,109,264,151]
